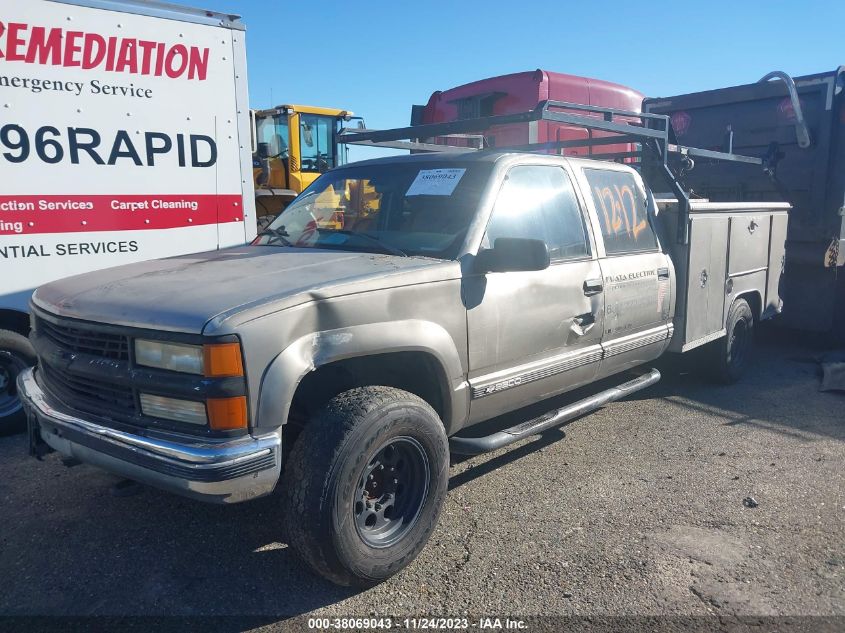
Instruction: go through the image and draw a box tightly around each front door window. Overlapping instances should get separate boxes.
[483,165,590,260]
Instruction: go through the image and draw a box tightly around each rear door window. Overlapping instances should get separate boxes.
[584,168,658,255]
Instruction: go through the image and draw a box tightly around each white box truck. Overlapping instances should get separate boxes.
[0,0,256,431]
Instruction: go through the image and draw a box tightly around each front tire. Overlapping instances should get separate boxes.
[709,297,754,384]
[0,329,36,436]
[281,386,449,587]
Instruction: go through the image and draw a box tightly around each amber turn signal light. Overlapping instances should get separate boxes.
[207,396,248,431]
[203,342,244,378]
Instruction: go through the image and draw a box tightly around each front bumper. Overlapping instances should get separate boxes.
[17,367,281,504]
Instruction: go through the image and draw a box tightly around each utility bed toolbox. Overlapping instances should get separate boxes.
[655,198,790,352]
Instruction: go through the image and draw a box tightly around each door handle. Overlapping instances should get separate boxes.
[657,267,670,280]
[583,279,603,296]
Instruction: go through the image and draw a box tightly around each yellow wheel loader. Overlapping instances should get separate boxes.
[252,105,358,227]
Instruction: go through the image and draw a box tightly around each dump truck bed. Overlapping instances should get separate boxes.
[644,68,845,334]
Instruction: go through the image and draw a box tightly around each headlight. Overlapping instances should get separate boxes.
[139,393,207,425]
[134,340,244,377]
[135,340,203,374]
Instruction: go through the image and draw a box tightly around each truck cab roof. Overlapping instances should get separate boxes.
[343,150,638,174]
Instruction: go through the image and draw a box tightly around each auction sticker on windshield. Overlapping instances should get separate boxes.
[406,169,466,196]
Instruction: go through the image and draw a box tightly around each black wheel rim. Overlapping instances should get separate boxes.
[730,319,750,370]
[0,352,26,418]
[353,436,430,549]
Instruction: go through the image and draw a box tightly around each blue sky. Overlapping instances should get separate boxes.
[209,0,843,157]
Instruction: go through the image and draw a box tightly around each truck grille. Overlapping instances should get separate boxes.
[35,314,137,420]
[37,316,129,361]
[40,364,135,415]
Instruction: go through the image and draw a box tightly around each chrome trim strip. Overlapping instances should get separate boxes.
[471,345,603,399]
[470,324,672,400]
[18,368,278,467]
[729,266,768,278]
[681,328,726,352]
[603,325,672,358]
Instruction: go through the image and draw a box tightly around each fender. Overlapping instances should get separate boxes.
[255,319,470,435]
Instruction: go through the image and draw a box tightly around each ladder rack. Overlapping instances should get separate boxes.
[338,100,766,244]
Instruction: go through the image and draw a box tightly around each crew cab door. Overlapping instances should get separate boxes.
[466,164,604,424]
[576,166,673,379]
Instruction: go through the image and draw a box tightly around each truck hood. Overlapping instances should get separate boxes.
[33,246,457,334]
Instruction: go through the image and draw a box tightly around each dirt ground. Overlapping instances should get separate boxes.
[1,329,843,631]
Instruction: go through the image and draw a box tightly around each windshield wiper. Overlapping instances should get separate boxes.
[316,229,407,257]
[256,226,293,247]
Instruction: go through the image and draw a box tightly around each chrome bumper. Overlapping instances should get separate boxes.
[17,367,281,504]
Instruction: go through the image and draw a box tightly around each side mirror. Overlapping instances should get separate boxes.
[475,237,550,273]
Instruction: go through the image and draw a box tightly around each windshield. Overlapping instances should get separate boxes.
[252,161,492,259]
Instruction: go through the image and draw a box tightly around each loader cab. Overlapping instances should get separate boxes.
[252,104,354,221]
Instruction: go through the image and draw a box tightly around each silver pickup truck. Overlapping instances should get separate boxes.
[19,144,788,586]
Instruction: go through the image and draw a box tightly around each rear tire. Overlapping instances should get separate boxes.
[709,297,754,384]
[0,329,36,436]
[281,386,449,587]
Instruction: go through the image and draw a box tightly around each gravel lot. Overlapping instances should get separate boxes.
[1,330,843,629]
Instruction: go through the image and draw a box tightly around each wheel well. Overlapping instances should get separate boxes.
[736,291,762,321]
[0,310,31,337]
[285,352,448,449]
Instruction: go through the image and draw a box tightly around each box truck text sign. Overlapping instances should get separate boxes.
[0,3,242,239]
[0,194,243,238]
[0,0,250,313]
[0,21,210,80]
[0,125,217,168]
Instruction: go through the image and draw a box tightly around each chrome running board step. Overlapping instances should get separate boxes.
[449,368,661,455]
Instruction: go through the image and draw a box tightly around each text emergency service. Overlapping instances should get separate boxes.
[0,74,155,98]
